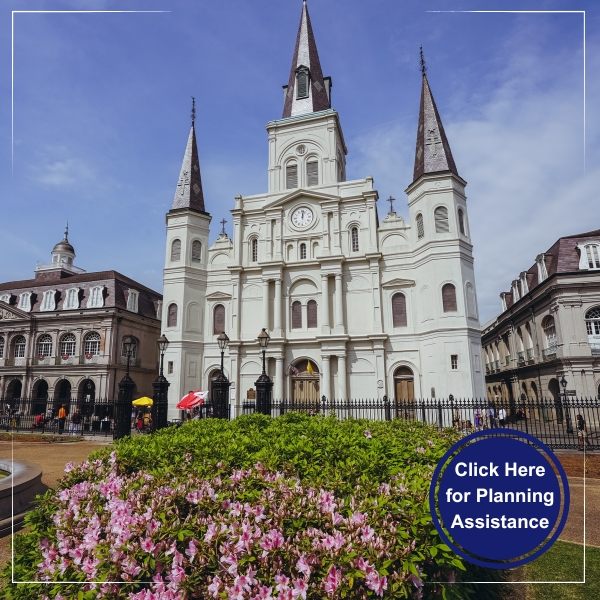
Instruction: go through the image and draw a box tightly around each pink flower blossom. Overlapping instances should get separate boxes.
[323,565,342,595]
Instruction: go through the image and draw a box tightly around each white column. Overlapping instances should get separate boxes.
[334,273,344,332]
[321,274,330,333]
[321,355,331,400]
[275,356,284,400]
[262,280,270,330]
[274,279,282,337]
[338,354,347,400]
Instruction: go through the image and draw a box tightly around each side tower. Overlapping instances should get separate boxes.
[407,53,485,397]
[161,104,211,416]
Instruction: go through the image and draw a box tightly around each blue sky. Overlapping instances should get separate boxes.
[1,0,598,323]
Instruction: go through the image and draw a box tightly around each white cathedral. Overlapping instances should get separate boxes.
[161,2,485,418]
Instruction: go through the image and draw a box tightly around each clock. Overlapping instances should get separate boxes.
[291,207,314,229]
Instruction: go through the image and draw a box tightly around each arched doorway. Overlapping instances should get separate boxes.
[5,379,22,410]
[290,359,320,407]
[394,366,415,418]
[54,379,72,413]
[32,379,49,415]
[548,378,563,423]
[78,379,96,418]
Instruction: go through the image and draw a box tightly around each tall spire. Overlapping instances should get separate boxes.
[171,99,206,212]
[282,1,331,118]
[413,49,459,183]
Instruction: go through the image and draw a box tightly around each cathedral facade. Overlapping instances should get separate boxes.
[161,3,485,417]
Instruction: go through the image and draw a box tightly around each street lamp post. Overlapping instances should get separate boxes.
[255,328,273,416]
[114,335,135,440]
[560,375,573,434]
[212,332,231,419]
[152,335,170,430]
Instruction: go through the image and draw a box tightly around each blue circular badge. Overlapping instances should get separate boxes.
[429,430,569,569]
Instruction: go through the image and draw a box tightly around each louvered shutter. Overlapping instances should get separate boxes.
[306,161,318,186]
[296,69,309,99]
[434,207,449,233]
[171,239,181,261]
[213,304,225,334]
[286,164,298,189]
[442,284,457,312]
[191,240,202,262]
[392,293,407,327]
[416,214,424,239]
[168,303,178,327]
[307,300,318,328]
[291,301,302,329]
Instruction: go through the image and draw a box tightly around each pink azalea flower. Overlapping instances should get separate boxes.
[292,577,308,599]
[366,571,388,596]
[296,554,311,579]
[323,565,342,595]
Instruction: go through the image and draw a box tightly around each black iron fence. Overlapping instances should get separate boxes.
[2,396,599,450]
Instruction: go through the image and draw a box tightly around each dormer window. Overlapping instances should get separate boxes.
[577,243,600,270]
[18,292,32,312]
[87,286,104,309]
[40,290,56,312]
[0,294,10,305]
[64,287,80,310]
[127,289,139,313]
[296,66,309,99]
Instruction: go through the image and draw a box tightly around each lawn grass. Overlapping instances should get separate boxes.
[514,541,599,599]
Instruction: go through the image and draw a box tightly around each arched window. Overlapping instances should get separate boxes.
[37,334,53,358]
[167,303,178,328]
[191,240,202,263]
[542,316,556,349]
[306,160,318,186]
[351,227,359,252]
[0,336,4,358]
[416,213,424,239]
[458,208,466,235]
[307,300,318,328]
[291,301,302,329]
[286,163,298,189]
[59,333,76,358]
[585,307,600,335]
[13,335,26,358]
[442,283,457,313]
[213,304,225,335]
[170,239,181,262]
[296,66,309,99]
[434,206,449,233]
[250,238,258,263]
[392,293,407,327]
[83,332,100,356]
[300,243,307,260]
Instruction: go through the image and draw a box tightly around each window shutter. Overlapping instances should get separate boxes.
[416,214,424,239]
[306,161,318,186]
[458,209,465,235]
[307,300,318,328]
[291,301,302,329]
[434,207,449,233]
[286,164,298,189]
[392,293,407,327]
[171,239,181,261]
[351,227,359,252]
[300,243,307,259]
[191,240,202,262]
[168,303,178,327]
[296,68,309,99]
[213,304,225,334]
[442,284,457,312]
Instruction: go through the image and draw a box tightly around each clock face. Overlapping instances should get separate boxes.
[291,207,314,229]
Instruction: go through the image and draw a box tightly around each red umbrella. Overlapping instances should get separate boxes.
[177,391,207,410]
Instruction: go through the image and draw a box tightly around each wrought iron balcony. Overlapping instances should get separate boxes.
[517,351,525,366]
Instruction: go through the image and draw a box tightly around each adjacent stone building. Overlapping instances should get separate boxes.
[482,230,600,409]
[0,229,162,414]
[160,1,485,417]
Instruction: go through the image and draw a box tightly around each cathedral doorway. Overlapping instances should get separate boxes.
[290,359,320,408]
[53,379,72,413]
[78,379,96,418]
[32,379,49,415]
[393,366,415,419]
[5,379,22,410]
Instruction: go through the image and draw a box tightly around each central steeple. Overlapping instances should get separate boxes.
[282,1,331,118]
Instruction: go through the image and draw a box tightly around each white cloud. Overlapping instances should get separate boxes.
[35,156,95,187]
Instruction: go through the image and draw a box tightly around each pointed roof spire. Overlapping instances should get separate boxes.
[413,48,459,183]
[171,99,206,213]
[282,1,331,118]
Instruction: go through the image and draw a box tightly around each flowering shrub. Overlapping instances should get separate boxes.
[4,414,494,599]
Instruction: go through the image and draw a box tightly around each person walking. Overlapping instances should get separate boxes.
[576,414,588,451]
[57,404,67,434]
[497,407,507,427]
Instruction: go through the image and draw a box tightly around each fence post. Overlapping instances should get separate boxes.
[114,376,134,440]
[383,395,391,421]
[437,400,443,429]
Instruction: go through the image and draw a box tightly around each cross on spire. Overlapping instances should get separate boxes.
[64,222,69,241]
[387,196,396,214]
[191,96,196,125]
[220,218,228,237]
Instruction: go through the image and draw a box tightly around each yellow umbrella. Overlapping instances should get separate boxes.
[306,360,314,375]
[132,396,153,407]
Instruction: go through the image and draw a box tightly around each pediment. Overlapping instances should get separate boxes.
[0,302,32,321]
[381,278,416,289]
[264,188,339,211]
[205,291,232,301]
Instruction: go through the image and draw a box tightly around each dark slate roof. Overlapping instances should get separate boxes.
[501,229,600,308]
[413,73,459,183]
[0,271,162,319]
[282,1,331,118]
[171,124,206,213]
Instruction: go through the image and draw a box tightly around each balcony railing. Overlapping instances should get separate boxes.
[517,351,525,366]
[543,345,557,360]
[591,343,600,356]
[504,355,511,366]
[526,348,534,361]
